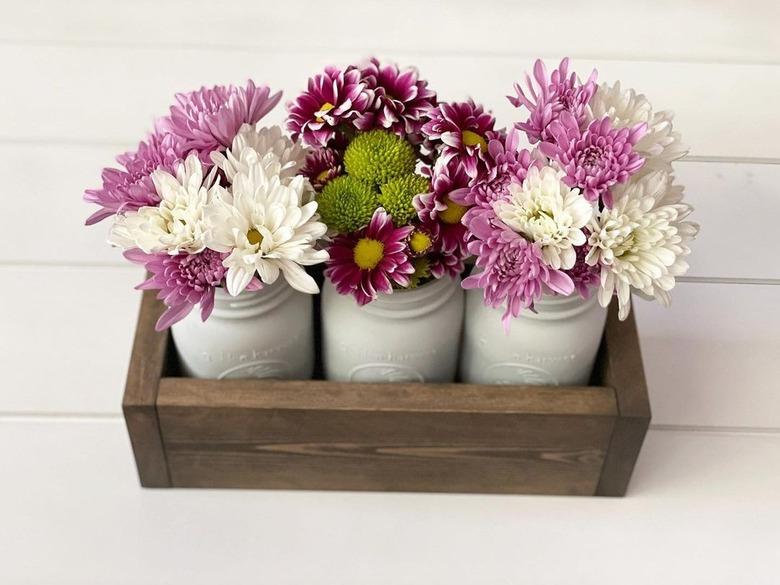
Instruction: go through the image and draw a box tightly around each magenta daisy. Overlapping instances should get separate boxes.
[301,147,342,190]
[420,100,496,180]
[324,209,414,305]
[158,80,281,159]
[83,131,182,225]
[414,160,471,254]
[428,246,466,280]
[508,57,598,144]
[125,248,250,331]
[540,112,647,206]
[286,65,372,147]
[462,215,574,330]
[358,57,437,134]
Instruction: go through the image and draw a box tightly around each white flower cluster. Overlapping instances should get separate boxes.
[586,83,697,318]
[587,170,698,319]
[494,82,697,319]
[108,124,328,296]
[497,165,593,270]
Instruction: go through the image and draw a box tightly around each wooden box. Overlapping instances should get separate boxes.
[123,289,650,496]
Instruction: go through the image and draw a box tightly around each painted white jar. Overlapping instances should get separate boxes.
[321,277,464,383]
[460,289,607,386]
[171,279,314,379]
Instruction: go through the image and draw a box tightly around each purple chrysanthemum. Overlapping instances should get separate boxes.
[541,112,647,206]
[452,129,543,232]
[325,209,414,305]
[414,160,471,254]
[420,100,496,180]
[286,66,372,147]
[83,132,182,225]
[301,147,342,190]
[357,57,437,135]
[125,248,233,331]
[157,80,281,160]
[565,241,600,299]
[462,216,574,330]
[508,57,598,144]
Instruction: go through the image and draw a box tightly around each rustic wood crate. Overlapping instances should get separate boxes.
[123,288,650,496]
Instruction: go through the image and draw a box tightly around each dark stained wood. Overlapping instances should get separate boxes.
[121,290,171,488]
[122,292,650,496]
[595,302,652,496]
[158,379,616,494]
[157,378,616,416]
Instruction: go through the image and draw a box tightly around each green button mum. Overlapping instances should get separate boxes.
[378,174,430,226]
[344,130,417,186]
[317,176,379,234]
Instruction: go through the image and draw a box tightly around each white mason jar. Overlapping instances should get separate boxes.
[171,279,314,379]
[321,277,465,383]
[460,289,607,386]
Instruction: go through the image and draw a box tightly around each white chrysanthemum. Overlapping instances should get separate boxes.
[590,82,688,174]
[109,153,220,254]
[496,165,594,270]
[586,170,699,320]
[204,149,328,296]
[212,123,309,184]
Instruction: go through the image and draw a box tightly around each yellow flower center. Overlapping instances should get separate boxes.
[316,169,332,183]
[315,102,336,123]
[353,238,385,270]
[462,130,487,153]
[246,228,263,247]
[439,197,468,225]
[409,230,433,254]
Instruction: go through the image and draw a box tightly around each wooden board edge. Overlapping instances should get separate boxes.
[121,289,171,488]
[601,301,651,418]
[157,377,619,417]
[596,301,652,496]
[594,414,650,496]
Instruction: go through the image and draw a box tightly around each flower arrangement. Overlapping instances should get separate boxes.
[287,58,495,305]
[457,58,698,328]
[85,81,328,330]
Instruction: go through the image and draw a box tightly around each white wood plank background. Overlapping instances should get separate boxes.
[1,0,777,65]
[1,0,778,581]
[1,420,778,584]
[2,45,779,159]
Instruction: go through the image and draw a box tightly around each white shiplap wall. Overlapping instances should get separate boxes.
[1,1,779,582]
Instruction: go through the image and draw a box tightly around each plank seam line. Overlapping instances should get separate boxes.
[1,262,778,285]
[1,38,779,67]
[2,414,780,437]
[1,137,779,165]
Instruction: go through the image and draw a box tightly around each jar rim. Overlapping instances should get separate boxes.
[325,276,461,319]
[212,278,295,318]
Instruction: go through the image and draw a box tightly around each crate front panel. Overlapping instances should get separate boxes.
[157,382,618,495]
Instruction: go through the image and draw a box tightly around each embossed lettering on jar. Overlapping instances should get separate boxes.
[321,277,465,383]
[460,290,607,386]
[171,279,315,379]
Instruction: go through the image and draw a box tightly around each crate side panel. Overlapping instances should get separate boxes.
[122,290,171,488]
[596,303,651,496]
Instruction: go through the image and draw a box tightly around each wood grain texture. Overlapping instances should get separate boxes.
[121,289,171,487]
[156,378,616,415]
[158,399,616,495]
[157,379,617,494]
[596,303,652,496]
